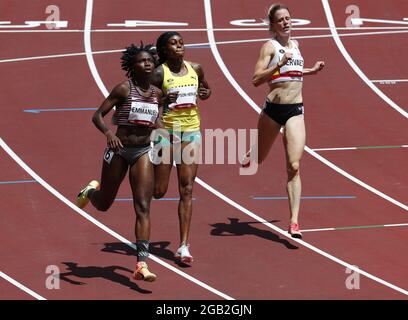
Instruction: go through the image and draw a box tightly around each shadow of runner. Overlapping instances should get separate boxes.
[101,241,191,268]
[210,217,298,249]
[58,262,151,294]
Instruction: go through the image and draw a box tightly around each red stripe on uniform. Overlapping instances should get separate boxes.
[271,71,303,80]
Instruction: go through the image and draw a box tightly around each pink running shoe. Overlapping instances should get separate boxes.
[133,261,156,282]
[288,223,303,239]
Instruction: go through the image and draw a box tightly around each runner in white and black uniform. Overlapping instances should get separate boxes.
[264,37,305,125]
[76,43,164,282]
[242,3,325,238]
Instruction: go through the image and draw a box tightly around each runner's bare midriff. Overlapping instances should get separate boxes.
[116,125,153,145]
[267,81,303,104]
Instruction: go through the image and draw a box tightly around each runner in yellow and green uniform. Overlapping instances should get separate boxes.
[151,31,211,263]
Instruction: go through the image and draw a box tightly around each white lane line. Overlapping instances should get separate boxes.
[306,148,407,210]
[1,3,233,302]
[1,26,408,33]
[0,137,233,300]
[203,0,407,212]
[0,50,117,64]
[302,222,408,233]
[301,228,336,233]
[85,0,407,298]
[385,223,408,227]
[4,0,404,298]
[71,0,233,300]
[0,271,46,300]
[84,0,109,98]
[3,29,408,64]
[313,147,357,151]
[203,0,408,296]
[372,79,408,84]
[322,0,408,119]
[312,145,408,151]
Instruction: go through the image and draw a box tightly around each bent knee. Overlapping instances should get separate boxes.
[180,184,194,199]
[287,161,300,174]
[135,199,150,213]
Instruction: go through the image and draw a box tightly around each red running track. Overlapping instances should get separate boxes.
[0,0,407,300]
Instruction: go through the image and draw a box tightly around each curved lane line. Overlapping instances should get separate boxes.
[0,271,45,300]
[322,0,408,118]
[203,0,408,296]
[0,137,233,300]
[87,0,234,300]
[203,0,407,212]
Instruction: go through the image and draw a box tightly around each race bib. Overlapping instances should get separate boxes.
[128,101,159,126]
[168,86,197,109]
[103,148,115,164]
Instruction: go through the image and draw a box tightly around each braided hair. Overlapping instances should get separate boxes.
[120,42,157,79]
[155,31,181,65]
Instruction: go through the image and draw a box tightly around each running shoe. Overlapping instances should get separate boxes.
[175,244,194,263]
[76,180,100,208]
[288,223,302,239]
[133,261,157,282]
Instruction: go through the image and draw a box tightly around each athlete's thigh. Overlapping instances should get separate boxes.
[153,144,173,191]
[282,115,306,163]
[257,111,282,161]
[177,142,199,189]
[129,153,154,200]
[99,151,128,201]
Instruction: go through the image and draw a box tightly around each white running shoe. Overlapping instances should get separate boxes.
[175,244,193,263]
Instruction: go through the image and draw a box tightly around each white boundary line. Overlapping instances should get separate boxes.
[203,0,407,212]
[84,1,109,98]
[305,149,407,210]
[1,26,408,33]
[94,0,235,300]
[3,29,408,64]
[313,147,357,151]
[312,145,408,151]
[0,137,233,300]
[0,1,235,301]
[203,0,408,296]
[84,0,406,297]
[372,79,408,83]
[0,271,46,300]
[2,0,406,299]
[302,222,408,233]
[322,0,408,119]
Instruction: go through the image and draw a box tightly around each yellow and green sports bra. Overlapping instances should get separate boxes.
[161,61,200,132]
